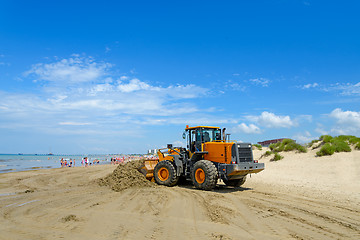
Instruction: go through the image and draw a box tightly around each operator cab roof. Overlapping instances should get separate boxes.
[185,126,220,131]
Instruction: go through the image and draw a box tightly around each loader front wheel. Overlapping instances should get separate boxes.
[223,176,246,187]
[191,160,218,190]
[154,160,179,187]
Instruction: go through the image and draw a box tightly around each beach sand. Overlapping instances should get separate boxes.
[0,149,359,239]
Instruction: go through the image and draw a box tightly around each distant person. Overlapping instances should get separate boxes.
[69,159,73,167]
[60,158,64,168]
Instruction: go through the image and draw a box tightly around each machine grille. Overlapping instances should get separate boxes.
[237,144,253,162]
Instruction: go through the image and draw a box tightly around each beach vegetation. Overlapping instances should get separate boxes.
[271,152,284,161]
[348,136,360,145]
[313,135,359,156]
[330,139,351,153]
[320,135,333,143]
[316,143,335,156]
[253,144,262,150]
[269,143,275,151]
[270,139,307,153]
[260,150,273,159]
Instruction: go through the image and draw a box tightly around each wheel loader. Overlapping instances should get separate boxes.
[139,126,264,190]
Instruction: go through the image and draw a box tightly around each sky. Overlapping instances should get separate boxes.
[0,0,360,154]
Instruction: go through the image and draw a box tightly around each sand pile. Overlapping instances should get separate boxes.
[99,160,156,191]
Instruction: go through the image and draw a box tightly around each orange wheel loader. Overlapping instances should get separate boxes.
[139,126,264,190]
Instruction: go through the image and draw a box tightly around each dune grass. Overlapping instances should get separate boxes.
[315,135,357,156]
[261,135,359,160]
[264,139,307,160]
[269,139,307,153]
[253,144,262,150]
[270,152,284,161]
[316,143,335,156]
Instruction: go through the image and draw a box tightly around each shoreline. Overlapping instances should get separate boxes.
[0,161,111,174]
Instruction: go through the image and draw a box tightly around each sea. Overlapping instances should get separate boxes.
[0,154,113,173]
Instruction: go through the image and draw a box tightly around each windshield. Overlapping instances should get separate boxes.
[201,128,221,142]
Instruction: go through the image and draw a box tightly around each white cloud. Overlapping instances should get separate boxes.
[24,56,111,83]
[309,82,360,96]
[0,55,214,136]
[334,82,360,96]
[117,78,151,92]
[302,83,319,89]
[329,108,360,135]
[249,78,270,87]
[225,80,246,91]
[247,111,296,128]
[232,123,261,134]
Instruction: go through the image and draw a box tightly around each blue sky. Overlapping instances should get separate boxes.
[1,0,360,154]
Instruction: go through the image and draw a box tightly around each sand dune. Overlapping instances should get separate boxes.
[0,149,359,239]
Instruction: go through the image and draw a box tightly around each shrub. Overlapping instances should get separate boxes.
[349,136,360,145]
[320,135,333,143]
[282,138,293,145]
[269,144,275,151]
[253,144,262,150]
[274,144,285,152]
[263,151,273,157]
[336,135,353,142]
[296,145,307,153]
[355,142,360,150]
[316,143,335,156]
[270,139,307,153]
[331,139,351,152]
[271,152,284,161]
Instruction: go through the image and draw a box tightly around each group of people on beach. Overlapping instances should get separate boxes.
[81,157,100,167]
[110,157,125,165]
[60,157,101,168]
[60,158,75,167]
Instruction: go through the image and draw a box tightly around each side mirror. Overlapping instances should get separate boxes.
[182,132,186,139]
[167,144,173,149]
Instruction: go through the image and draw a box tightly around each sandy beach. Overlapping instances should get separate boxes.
[0,148,359,239]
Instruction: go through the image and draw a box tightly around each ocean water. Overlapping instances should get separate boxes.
[0,154,112,173]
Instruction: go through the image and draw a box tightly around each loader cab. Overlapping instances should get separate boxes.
[184,126,222,153]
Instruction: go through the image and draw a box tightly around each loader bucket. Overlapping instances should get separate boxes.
[138,159,159,182]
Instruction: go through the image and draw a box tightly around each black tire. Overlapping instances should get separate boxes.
[191,160,218,190]
[223,176,246,187]
[154,160,179,187]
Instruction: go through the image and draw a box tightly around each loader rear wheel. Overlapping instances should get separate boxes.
[223,176,247,187]
[154,160,179,187]
[191,160,218,190]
